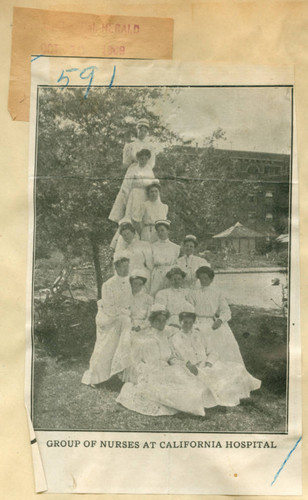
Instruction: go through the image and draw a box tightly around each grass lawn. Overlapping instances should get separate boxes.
[33,355,286,433]
[32,304,288,433]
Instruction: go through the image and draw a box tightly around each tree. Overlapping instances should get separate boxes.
[155,144,263,243]
[37,86,273,298]
[35,87,179,297]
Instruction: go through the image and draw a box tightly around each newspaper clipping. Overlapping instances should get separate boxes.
[26,58,301,494]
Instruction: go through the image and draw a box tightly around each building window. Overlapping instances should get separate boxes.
[247,166,260,176]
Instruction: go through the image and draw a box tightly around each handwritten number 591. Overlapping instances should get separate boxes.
[57,66,97,99]
[57,65,116,99]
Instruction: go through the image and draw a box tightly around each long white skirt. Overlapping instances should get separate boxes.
[116,363,206,416]
[109,190,127,224]
[196,317,244,365]
[197,360,261,408]
[125,187,147,222]
[140,224,158,243]
[82,312,131,385]
[150,265,171,297]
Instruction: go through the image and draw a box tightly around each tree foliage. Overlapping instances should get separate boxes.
[155,147,266,243]
[35,87,180,295]
[35,87,288,298]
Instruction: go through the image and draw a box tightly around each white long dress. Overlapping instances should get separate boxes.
[150,239,181,296]
[155,287,192,326]
[116,327,207,416]
[131,289,154,330]
[118,239,153,290]
[122,138,156,171]
[113,232,140,254]
[177,254,211,289]
[82,275,132,385]
[123,290,153,383]
[171,328,261,407]
[109,162,155,224]
[140,199,168,243]
[188,284,244,365]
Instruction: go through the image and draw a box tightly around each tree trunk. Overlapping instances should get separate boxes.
[90,235,103,299]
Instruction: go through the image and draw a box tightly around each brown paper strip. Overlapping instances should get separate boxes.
[8,7,174,121]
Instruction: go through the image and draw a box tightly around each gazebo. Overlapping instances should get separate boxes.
[213,222,264,254]
[276,234,289,245]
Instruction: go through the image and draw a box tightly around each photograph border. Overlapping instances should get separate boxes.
[30,83,294,435]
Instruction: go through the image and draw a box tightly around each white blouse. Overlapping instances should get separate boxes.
[171,328,219,366]
[120,162,155,202]
[188,284,231,322]
[123,138,156,170]
[131,290,153,328]
[152,239,180,267]
[99,275,132,318]
[120,239,153,275]
[140,199,168,225]
[177,254,210,288]
[155,287,192,323]
[136,327,176,369]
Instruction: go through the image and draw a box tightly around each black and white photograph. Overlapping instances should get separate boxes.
[31,81,293,435]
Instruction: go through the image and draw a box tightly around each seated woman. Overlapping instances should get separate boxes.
[114,221,153,290]
[116,304,207,416]
[171,305,261,408]
[130,269,153,331]
[109,148,155,225]
[155,267,192,326]
[122,269,153,383]
[188,265,246,366]
[138,180,168,243]
[150,219,180,296]
[177,235,211,289]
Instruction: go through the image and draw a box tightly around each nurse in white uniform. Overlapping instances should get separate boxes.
[150,219,180,296]
[177,234,210,289]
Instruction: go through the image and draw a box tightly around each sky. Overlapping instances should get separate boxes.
[151,87,292,155]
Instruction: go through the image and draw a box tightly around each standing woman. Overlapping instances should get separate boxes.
[138,180,168,243]
[81,254,132,386]
[115,221,153,289]
[177,235,210,289]
[150,220,180,297]
[109,117,156,226]
[113,216,140,254]
[122,118,156,171]
[124,149,155,224]
[188,266,244,365]
[109,148,155,226]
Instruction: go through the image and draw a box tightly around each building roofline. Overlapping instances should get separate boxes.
[169,145,290,160]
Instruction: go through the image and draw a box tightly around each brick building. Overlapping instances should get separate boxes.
[215,148,290,235]
[159,146,291,238]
